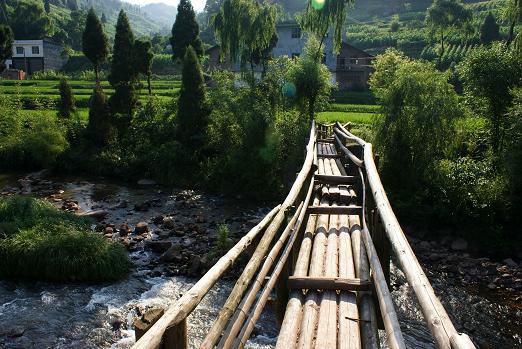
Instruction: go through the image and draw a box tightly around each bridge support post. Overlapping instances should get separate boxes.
[163,318,187,349]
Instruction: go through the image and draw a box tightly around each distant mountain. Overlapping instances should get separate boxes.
[140,3,177,29]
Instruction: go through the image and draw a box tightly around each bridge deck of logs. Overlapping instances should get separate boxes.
[132,122,476,349]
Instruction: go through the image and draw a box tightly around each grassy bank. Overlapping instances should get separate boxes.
[0,196,130,281]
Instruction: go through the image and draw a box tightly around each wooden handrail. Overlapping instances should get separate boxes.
[131,204,281,349]
[332,122,475,349]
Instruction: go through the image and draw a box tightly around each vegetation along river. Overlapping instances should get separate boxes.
[0,172,520,348]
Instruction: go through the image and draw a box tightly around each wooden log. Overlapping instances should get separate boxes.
[350,217,379,349]
[362,143,475,349]
[315,205,339,349]
[317,138,335,143]
[338,213,361,349]
[298,197,329,349]
[200,126,317,349]
[307,205,362,215]
[276,201,319,349]
[234,180,315,349]
[287,276,371,291]
[334,130,364,168]
[315,174,357,185]
[131,205,281,349]
[317,154,343,159]
[220,187,311,349]
[163,318,187,349]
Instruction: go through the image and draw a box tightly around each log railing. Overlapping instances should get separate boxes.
[132,123,318,349]
[333,121,476,349]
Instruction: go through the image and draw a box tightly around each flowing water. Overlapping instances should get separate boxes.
[0,175,520,348]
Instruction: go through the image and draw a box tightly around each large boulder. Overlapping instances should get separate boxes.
[159,243,183,263]
[451,238,468,251]
[133,307,164,341]
[145,240,173,253]
[79,210,108,221]
[134,222,149,235]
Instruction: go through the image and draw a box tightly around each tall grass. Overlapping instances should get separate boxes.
[0,196,130,281]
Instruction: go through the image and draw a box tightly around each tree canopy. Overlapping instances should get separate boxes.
[0,24,13,73]
[9,1,52,39]
[134,39,154,95]
[426,0,472,64]
[82,8,109,84]
[170,0,203,61]
[480,12,500,44]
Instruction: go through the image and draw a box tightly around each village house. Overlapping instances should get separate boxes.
[3,39,67,78]
[207,21,374,90]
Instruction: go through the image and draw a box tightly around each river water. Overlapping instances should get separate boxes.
[0,175,520,348]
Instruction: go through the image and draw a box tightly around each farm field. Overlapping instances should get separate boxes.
[316,111,379,125]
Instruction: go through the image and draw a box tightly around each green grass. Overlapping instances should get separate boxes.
[317,111,379,125]
[329,103,380,113]
[0,196,130,282]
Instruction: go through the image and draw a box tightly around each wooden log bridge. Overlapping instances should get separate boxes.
[132,122,476,349]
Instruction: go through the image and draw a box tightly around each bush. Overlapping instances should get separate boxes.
[0,196,130,281]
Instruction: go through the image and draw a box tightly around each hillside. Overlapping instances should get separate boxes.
[140,2,178,29]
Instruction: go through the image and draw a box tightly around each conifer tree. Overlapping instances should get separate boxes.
[0,24,13,73]
[101,13,107,24]
[480,12,500,44]
[87,87,115,146]
[177,45,209,152]
[109,10,138,119]
[134,39,154,95]
[58,78,76,118]
[170,0,203,61]
[82,8,109,84]
[44,0,50,14]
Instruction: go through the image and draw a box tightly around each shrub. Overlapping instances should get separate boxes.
[0,196,130,281]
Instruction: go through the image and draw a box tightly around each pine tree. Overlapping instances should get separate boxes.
[44,0,50,14]
[480,12,500,44]
[58,78,76,118]
[82,8,109,84]
[134,39,154,95]
[87,87,116,146]
[66,0,78,11]
[177,45,209,152]
[101,12,107,24]
[170,0,203,61]
[0,24,13,73]
[109,10,138,119]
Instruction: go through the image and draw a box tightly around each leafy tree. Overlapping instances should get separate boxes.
[58,78,76,119]
[170,0,203,61]
[109,10,138,119]
[480,12,500,44]
[390,20,400,32]
[212,0,278,72]
[426,0,472,65]
[505,0,522,47]
[64,9,87,50]
[44,0,50,14]
[287,36,332,121]
[9,1,52,39]
[82,8,109,84]
[134,39,154,95]
[177,45,210,153]
[458,44,522,153]
[87,87,115,146]
[505,87,522,211]
[300,0,354,54]
[369,48,461,190]
[0,24,13,73]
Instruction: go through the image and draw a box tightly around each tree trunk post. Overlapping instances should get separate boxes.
[163,318,188,349]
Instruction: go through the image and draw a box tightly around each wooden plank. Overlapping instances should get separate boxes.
[317,138,335,143]
[131,205,281,349]
[287,276,371,291]
[163,318,187,349]
[315,208,339,349]
[317,154,343,159]
[338,213,361,349]
[307,205,362,215]
[298,197,329,349]
[315,174,357,185]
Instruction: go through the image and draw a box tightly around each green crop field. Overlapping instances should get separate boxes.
[316,111,379,125]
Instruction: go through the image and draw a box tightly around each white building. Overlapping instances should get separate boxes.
[6,39,67,75]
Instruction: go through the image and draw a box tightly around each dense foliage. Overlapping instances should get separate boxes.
[0,24,13,73]
[82,8,109,83]
[57,78,76,118]
[0,196,129,281]
[170,0,203,61]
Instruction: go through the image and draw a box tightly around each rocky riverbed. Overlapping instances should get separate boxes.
[0,171,521,348]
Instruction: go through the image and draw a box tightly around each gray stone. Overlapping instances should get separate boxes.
[159,244,183,263]
[79,210,108,221]
[133,307,164,341]
[162,217,176,229]
[134,222,149,235]
[145,240,172,253]
[451,238,468,251]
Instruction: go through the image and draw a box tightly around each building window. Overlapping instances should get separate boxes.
[291,53,300,59]
[16,47,24,55]
[32,46,40,54]
[338,57,346,68]
[350,58,359,65]
[291,27,301,38]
